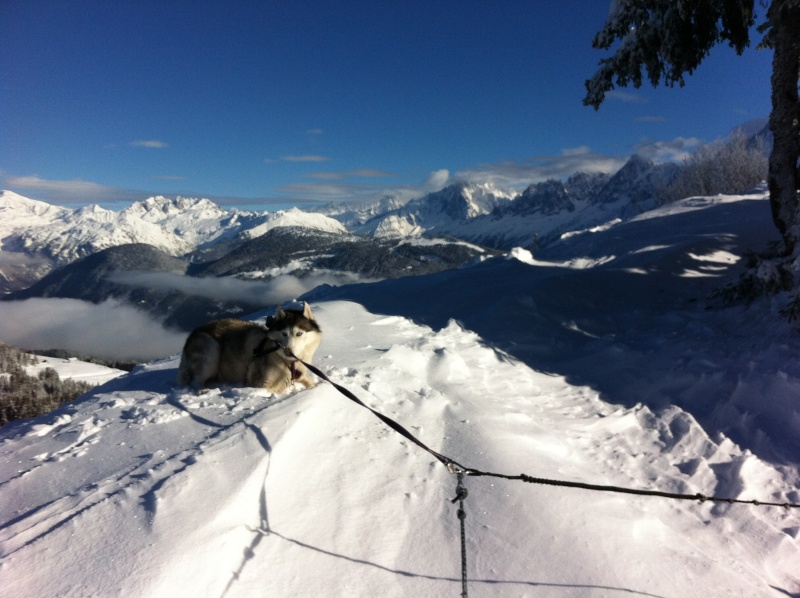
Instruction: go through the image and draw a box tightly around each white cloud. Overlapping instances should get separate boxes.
[0,298,185,361]
[561,146,592,157]
[635,136,702,163]
[105,270,369,305]
[3,174,296,209]
[3,175,142,204]
[0,271,379,361]
[605,89,647,104]
[307,169,394,181]
[454,149,628,189]
[130,140,168,149]
[276,181,365,199]
[280,155,330,162]
[6,175,114,196]
[0,250,51,269]
[276,168,454,204]
[421,169,450,192]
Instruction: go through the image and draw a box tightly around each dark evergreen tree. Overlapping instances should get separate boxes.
[0,343,93,426]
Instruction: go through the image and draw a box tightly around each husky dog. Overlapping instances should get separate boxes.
[177,302,322,393]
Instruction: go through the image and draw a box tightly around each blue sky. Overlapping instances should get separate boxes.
[0,1,773,211]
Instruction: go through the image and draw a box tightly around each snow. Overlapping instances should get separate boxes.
[0,191,348,265]
[399,236,487,252]
[0,190,72,228]
[1,191,800,597]
[241,207,348,239]
[357,182,515,239]
[25,354,126,386]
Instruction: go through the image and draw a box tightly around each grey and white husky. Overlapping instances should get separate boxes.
[177,302,322,393]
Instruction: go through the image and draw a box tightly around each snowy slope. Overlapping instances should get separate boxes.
[1,191,799,597]
[25,354,126,386]
[0,190,72,231]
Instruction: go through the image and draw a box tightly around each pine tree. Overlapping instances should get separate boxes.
[584,0,800,255]
[0,343,94,426]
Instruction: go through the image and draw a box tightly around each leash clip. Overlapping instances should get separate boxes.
[446,461,469,476]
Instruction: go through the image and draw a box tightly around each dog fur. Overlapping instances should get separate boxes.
[177,302,322,393]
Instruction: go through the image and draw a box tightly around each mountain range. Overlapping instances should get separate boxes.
[1,154,678,330]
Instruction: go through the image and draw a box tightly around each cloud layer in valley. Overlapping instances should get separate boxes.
[0,298,186,362]
[106,270,372,306]
[0,270,369,362]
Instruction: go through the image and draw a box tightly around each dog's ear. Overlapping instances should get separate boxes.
[275,306,286,320]
[302,301,314,320]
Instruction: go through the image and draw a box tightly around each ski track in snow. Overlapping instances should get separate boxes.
[1,192,800,597]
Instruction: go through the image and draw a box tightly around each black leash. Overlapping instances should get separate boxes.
[297,356,470,473]
[286,351,799,598]
[290,351,473,596]
[293,351,800,510]
[463,470,800,509]
[451,473,469,598]
[252,338,282,359]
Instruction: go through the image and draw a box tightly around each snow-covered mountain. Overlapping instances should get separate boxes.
[192,226,494,280]
[591,153,679,213]
[312,194,413,229]
[5,229,495,331]
[0,192,350,295]
[0,192,347,266]
[1,156,671,288]
[321,156,677,249]
[1,189,798,597]
[352,182,515,238]
[0,190,73,224]
[430,156,678,249]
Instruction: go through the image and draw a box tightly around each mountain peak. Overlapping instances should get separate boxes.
[122,196,226,220]
[356,181,513,237]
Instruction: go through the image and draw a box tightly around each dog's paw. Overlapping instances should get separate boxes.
[298,376,317,389]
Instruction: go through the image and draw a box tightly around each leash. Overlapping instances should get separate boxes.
[295,353,469,473]
[289,350,800,509]
[292,350,473,596]
[253,340,304,381]
[253,338,282,359]
[283,349,800,598]
[451,472,469,598]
